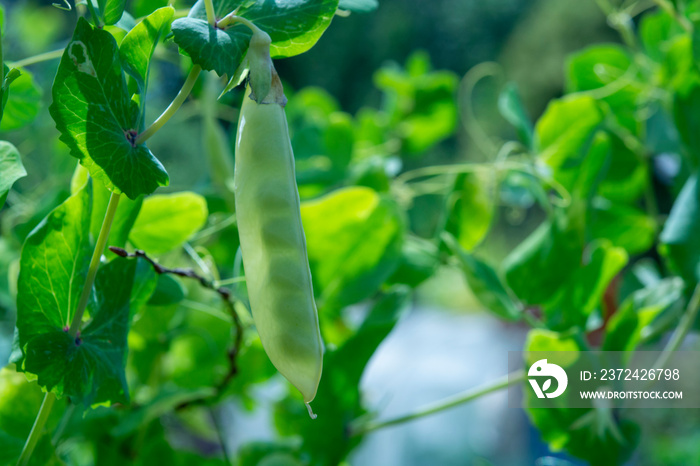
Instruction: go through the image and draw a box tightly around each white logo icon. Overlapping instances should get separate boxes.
[528,359,568,398]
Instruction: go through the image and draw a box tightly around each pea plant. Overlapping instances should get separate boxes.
[0,0,699,464]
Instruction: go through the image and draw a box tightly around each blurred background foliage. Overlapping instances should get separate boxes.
[2,0,700,465]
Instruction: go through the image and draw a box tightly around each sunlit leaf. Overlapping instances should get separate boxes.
[0,141,26,209]
[301,186,403,309]
[0,67,41,131]
[50,18,169,199]
[172,0,338,78]
[129,192,208,254]
[98,0,127,25]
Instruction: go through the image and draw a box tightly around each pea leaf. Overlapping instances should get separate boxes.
[387,235,439,288]
[129,192,208,254]
[14,184,93,359]
[16,253,156,405]
[660,171,700,284]
[50,18,169,200]
[639,10,681,61]
[446,168,496,251]
[172,0,338,78]
[301,187,403,310]
[498,82,533,148]
[566,44,641,133]
[373,51,458,154]
[504,214,583,307]
[535,95,604,193]
[13,182,157,404]
[146,274,185,306]
[673,81,700,167]
[119,7,174,109]
[604,277,684,352]
[0,67,41,131]
[338,0,378,12]
[98,0,127,25]
[1,64,21,124]
[590,199,656,255]
[444,233,520,321]
[523,329,640,466]
[0,141,26,209]
[546,240,627,330]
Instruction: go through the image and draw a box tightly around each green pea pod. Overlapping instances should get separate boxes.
[234,79,323,415]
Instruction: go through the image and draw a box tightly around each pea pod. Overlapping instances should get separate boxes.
[234,77,323,414]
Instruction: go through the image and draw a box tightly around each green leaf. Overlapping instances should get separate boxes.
[0,67,41,131]
[1,65,22,124]
[373,51,458,154]
[444,233,520,321]
[498,82,533,147]
[660,171,700,284]
[50,18,169,200]
[523,329,640,466]
[301,186,403,310]
[604,277,684,352]
[673,81,700,166]
[535,95,605,193]
[98,0,127,25]
[590,199,656,255]
[504,214,583,306]
[639,10,681,61]
[387,235,439,288]
[172,0,338,78]
[597,133,648,204]
[338,0,378,12]
[0,141,26,209]
[546,240,628,330]
[119,7,174,105]
[16,254,156,405]
[147,274,185,306]
[15,184,93,358]
[446,168,496,251]
[566,44,641,133]
[129,192,208,254]
[170,18,249,79]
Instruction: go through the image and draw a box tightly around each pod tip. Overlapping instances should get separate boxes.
[305,402,317,420]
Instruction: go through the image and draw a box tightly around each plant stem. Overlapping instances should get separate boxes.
[217,14,266,36]
[68,192,121,336]
[18,192,121,465]
[85,0,103,28]
[8,49,64,68]
[653,284,700,370]
[135,65,202,145]
[204,0,217,25]
[349,370,524,436]
[17,392,56,466]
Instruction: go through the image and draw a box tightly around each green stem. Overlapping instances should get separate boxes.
[135,65,202,145]
[217,14,266,36]
[85,0,103,28]
[68,192,121,336]
[653,284,700,370]
[349,370,524,436]
[204,0,217,25]
[8,49,64,68]
[17,393,56,466]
